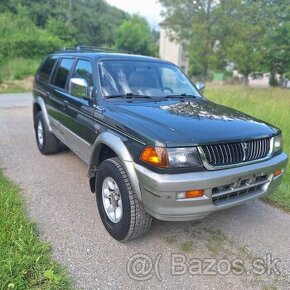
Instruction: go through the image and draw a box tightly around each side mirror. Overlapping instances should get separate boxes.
[69,78,89,99]
[196,82,205,92]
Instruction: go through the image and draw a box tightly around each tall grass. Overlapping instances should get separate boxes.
[206,85,290,210]
[0,171,71,289]
[0,58,39,83]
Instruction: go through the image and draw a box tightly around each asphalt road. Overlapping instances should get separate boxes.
[0,93,289,289]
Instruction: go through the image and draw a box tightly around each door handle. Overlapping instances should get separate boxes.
[93,105,105,113]
[63,100,68,109]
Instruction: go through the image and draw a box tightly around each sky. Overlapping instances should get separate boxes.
[106,0,164,29]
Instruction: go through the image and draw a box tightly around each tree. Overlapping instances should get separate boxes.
[0,9,63,59]
[0,0,129,47]
[115,15,157,56]
[159,0,271,84]
[260,0,290,83]
[159,0,221,81]
[217,1,268,85]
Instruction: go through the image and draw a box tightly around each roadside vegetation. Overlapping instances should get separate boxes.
[160,1,290,84]
[1,0,289,91]
[207,85,290,210]
[0,0,158,87]
[0,81,32,94]
[0,171,71,289]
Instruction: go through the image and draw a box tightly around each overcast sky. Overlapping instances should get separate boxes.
[106,0,164,29]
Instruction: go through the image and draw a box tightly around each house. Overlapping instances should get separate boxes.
[159,21,277,87]
[159,19,189,74]
[248,72,270,87]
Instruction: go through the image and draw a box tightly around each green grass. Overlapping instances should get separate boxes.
[206,85,290,210]
[0,57,37,93]
[0,83,31,94]
[180,241,194,253]
[0,58,39,82]
[0,171,71,289]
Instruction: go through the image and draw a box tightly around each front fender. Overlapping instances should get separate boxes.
[88,132,142,199]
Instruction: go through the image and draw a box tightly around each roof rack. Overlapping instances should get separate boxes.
[62,45,131,54]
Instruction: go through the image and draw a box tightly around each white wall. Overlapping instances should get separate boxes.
[159,26,189,73]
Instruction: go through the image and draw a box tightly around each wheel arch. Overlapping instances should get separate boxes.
[88,132,142,199]
[33,96,51,131]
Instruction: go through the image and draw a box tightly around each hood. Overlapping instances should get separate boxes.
[107,98,277,147]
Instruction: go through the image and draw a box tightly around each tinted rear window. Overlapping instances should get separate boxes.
[38,56,57,82]
[52,58,74,89]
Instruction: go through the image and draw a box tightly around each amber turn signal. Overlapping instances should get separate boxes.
[177,190,204,199]
[185,190,204,198]
[140,146,169,168]
[274,169,283,177]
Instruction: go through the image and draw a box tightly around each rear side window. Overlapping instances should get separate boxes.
[72,59,93,87]
[53,58,74,89]
[38,56,57,83]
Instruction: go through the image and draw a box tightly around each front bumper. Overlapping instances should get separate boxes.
[134,152,288,221]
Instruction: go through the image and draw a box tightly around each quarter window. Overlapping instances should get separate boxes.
[53,58,74,89]
[38,56,57,83]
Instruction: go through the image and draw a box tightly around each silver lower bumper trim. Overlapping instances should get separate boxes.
[134,153,288,221]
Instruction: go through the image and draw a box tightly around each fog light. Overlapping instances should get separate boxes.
[177,190,204,199]
[274,169,283,177]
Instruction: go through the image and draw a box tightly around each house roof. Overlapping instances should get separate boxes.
[159,19,170,26]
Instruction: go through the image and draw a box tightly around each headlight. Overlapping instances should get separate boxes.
[140,146,202,168]
[273,135,283,153]
[167,147,202,167]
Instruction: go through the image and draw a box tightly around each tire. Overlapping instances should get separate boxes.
[35,111,62,154]
[96,157,152,241]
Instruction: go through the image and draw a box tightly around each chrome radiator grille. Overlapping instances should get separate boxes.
[200,138,271,168]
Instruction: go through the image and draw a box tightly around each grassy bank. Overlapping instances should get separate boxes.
[0,81,32,94]
[206,85,290,210]
[0,171,71,289]
[0,58,38,93]
[0,58,39,83]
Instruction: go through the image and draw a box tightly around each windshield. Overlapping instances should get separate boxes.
[98,60,202,98]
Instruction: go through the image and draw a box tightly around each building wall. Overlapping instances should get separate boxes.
[248,73,270,87]
[159,26,189,74]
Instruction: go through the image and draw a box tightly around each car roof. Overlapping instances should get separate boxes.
[51,50,171,64]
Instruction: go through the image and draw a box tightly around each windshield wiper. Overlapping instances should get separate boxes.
[105,93,157,100]
[105,94,125,99]
[165,93,199,99]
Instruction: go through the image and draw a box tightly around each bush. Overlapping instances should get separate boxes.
[269,72,279,86]
[0,12,63,59]
[284,71,290,79]
[0,11,63,82]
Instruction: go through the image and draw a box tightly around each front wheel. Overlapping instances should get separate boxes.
[96,157,152,241]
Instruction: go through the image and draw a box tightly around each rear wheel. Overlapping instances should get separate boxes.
[35,111,62,154]
[96,157,152,241]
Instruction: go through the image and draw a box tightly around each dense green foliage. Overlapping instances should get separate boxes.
[115,15,157,55]
[0,171,71,289]
[0,0,157,83]
[0,10,62,60]
[206,85,290,210]
[0,0,129,51]
[159,0,290,84]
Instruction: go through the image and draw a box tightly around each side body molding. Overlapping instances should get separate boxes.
[88,132,142,199]
[33,96,52,132]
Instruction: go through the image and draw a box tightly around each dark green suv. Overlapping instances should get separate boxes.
[33,47,288,241]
